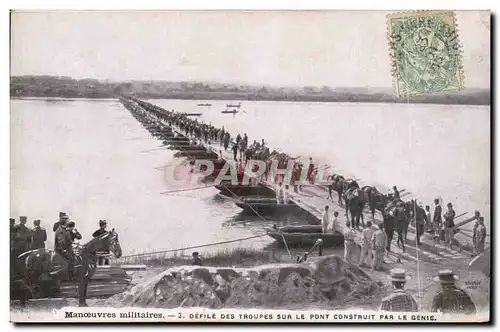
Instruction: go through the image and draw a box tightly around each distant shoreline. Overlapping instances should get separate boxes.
[10,75,490,106]
[10,95,490,107]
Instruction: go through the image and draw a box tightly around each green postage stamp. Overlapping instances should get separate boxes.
[387,11,465,97]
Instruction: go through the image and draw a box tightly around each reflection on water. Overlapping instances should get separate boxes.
[10,98,490,256]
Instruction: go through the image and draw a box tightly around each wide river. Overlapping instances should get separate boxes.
[10,98,490,255]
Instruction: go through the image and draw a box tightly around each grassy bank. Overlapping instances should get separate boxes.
[119,248,284,268]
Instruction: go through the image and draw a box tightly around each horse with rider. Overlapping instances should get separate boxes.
[10,214,122,307]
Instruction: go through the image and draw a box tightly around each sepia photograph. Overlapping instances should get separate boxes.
[9,9,491,323]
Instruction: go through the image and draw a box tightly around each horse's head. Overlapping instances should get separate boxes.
[107,229,123,258]
[91,229,122,259]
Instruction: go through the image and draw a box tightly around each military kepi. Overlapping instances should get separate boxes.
[434,269,459,284]
[390,268,411,282]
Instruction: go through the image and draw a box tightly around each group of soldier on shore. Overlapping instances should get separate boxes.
[10,212,111,280]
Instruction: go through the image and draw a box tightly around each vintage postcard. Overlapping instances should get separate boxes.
[9,10,490,323]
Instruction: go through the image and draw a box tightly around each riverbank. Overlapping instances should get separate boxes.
[10,76,490,105]
[121,246,489,312]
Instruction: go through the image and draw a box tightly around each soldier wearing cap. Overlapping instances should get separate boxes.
[31,219,47,249]
[431,270,476,315]
[54,220,81,280]
[192,252,202,266]
[379,268,418,312]
[53,212,68,232]
[93,220,109,265]
[12,216,32,256]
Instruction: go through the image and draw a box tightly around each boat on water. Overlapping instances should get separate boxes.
[234,198,302,215]
[168,145,207,151]
[182,113,203,117]
[174,150,219,159]
[265,225,344,248]
[197,103,212,107]
[215,183,276,198]
[163,140,191,146]
[226,102,241,108]
[221,110,239,114]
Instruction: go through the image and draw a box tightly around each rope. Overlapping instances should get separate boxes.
[118,233,267,260]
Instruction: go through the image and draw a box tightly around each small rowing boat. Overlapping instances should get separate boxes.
[221,110,238,114]
[226,103,241,108]
[182,113,203,116]
[197,103,212,107]
[265,225,344,248]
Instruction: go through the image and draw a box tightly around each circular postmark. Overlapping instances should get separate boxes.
[389,13,463,95]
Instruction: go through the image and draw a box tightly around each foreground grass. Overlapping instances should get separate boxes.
[121,248,284,269]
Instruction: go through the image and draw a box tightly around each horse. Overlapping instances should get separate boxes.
[343,182,366,228]
[328,174,348,205]
[362,186,388,218]
[383,200,411,252]
[14,229,122,307]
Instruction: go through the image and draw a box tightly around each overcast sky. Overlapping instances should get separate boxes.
[11,10,490,88]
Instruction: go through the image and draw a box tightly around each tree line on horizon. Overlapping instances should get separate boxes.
[10,75,490,105]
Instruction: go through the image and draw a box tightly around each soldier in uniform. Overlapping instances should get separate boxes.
[474,217,487,255]
[359,221,374,268]
[92,220,109,265]
[433,198,443,242]
[53,212,67,232]
[431,270,476,315]
[414,202,428,246]
[12,216,32,257]
[192,252,202,266]
[372,223,387,270]
[54,221,81,280]
[392,186,400,200]
[31,219,47,249]
[343,220,357,263]
[379,269,418,312]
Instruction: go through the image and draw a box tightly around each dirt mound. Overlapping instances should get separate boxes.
[105,255,380,309]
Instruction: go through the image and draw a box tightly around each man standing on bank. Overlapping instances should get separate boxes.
[372,223,387,270]
[414,202,427,246]
[92,220,110,265]
[433,198,443,243]
[431,270,476,315]
[359,221,374,268]
[322,205,331,233]
[379,269,418,312]
[473,217,487,255]
[443,203,456,249]
[31,219,47,249]
[12,216,32,257]
[343,221,357,263]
